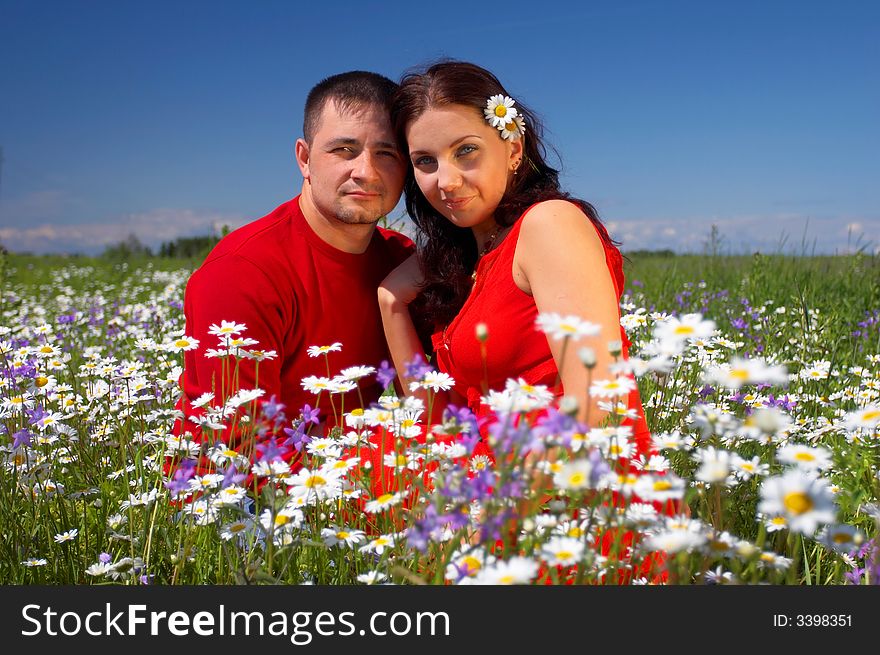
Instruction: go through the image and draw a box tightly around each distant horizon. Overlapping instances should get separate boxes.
[3,216,873,259]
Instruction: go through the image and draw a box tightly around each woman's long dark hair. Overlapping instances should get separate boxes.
[392,61,616,328]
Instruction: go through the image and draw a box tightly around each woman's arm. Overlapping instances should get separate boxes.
[513,200,623,427]
[378,253,449,423]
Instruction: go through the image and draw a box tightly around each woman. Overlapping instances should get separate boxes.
[379,60,651,460]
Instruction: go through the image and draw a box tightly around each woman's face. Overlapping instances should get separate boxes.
[405,103,522,232]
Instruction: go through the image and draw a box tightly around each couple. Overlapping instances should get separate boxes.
[176,61,651,471]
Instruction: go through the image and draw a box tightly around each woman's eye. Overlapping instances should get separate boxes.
[413,156,435,166]
[457,144,477,156]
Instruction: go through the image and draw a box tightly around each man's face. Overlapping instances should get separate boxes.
[297,100,406,225]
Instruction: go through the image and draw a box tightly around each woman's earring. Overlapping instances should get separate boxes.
[513,160,520,175]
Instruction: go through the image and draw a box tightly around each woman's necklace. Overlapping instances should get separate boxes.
[471,225,502,281]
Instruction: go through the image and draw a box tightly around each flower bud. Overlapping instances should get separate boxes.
[559,395,579,415]
[578,347,596,368]
[607,340,623,357]
[475,322,489,342]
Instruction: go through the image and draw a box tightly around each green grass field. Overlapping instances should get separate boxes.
[1,249,878,585]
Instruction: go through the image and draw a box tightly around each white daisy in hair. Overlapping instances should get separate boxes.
[484,94,518,128]
[499,114,525,140]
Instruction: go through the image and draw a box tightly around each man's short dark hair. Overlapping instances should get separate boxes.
[303,71,398,143]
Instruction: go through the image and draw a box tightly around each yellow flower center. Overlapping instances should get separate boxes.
[35,376,49,388]
[462,556,481,573]
[862,410,880,422]
[568,472,586,486]
[494,105,508,118]
[305,475,327,488]
[653,480,672,491]
[377,493,395,504]
[783,491,813,514]
[794,452,816,462]
[556,551,574,561]
[39,346,54,354]
[730,369,749,380]
[673,325,695,335]
[275,514,290,526]
[832,533,852,544]
[174,339,190,348]
[230,523,246,533]
[337,531,350,539]
[498,575,514,584]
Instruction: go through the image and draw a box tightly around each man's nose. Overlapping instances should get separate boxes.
[351,150,381,182]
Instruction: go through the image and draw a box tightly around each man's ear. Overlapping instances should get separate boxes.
[295,138,311,180]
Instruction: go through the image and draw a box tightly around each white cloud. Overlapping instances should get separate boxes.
[0,208,248,255]
[607,214,879,255]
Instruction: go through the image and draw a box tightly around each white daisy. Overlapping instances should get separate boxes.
[776,444,833,471]
[484,94,518,128]
[207,320,247,337]
[364,492,403,514]
[359,533,396,556]
[653,313,716,344]
[535,312,601,341]
[306,342,342,357]
[166,336,200,352]
[844,405,880,430]
[499,115,525,140]
[321,526,366,548]
[301,375,333,394]
[758,470,837,536]
[471,556,538,585]
[541,536,585,567]
[53,529,79,543]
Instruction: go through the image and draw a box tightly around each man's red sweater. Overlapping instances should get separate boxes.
[173,196,412,461]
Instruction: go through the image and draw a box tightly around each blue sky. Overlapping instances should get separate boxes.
[0,0,877,255]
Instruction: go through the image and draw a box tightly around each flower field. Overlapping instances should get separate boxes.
[1,250,878,585]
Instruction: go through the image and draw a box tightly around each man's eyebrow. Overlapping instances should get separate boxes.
[325,137,361,147]
[373,140,398,150]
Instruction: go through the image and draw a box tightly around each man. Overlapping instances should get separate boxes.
[174,71,412,465]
